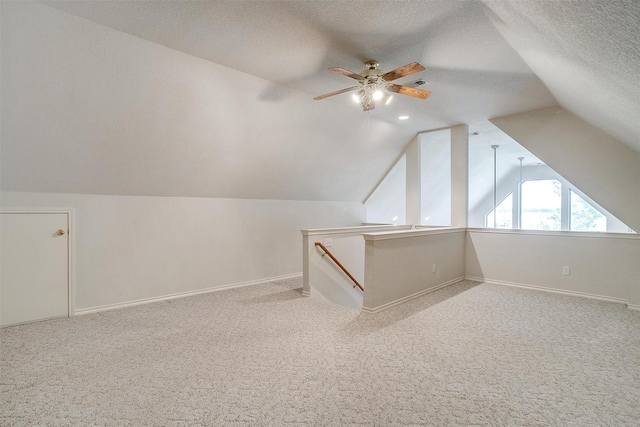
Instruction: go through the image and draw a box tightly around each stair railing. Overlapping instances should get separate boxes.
[314,242,364,292]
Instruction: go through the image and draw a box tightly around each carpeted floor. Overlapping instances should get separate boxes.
[1,278,639,426]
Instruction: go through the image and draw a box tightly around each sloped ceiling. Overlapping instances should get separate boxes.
[2,1,637,202]
[483,0,640,153]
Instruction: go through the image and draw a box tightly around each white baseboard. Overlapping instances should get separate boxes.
[1,314,68,329]
[362,276,465,315]
[465,276,629,306]
[627,304,640,312]
[74,273,303,316]
[301,290,311,297]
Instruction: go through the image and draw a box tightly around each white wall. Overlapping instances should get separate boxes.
[1,192,364,312]
[419,129,451,226]
[301,225,409,310]
[367,124,469,228]
[306,225,639,313]
[363,228,466,313]
[0,1,410,202]
[490,107,640,232]
[465,229,640,303]
[364,154,406,224]
[450,124,469,227]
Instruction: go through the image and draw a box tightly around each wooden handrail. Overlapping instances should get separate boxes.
[314,242,364,292]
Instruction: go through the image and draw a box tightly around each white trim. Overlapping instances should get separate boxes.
[1,314,68,329]
[301,224,411,236]
[628,304,640,312]
[363,227,466,241]
[302,290,311,297]
[362,277,464,314]
[413,225,455,229]
[303,226,637,240]
[466,227,638,240]
[74,273,302,316]
[465,276,629,305]
[0,209,75,319]
[67,209,76,317]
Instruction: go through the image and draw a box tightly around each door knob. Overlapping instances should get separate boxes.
[56,229,65,236]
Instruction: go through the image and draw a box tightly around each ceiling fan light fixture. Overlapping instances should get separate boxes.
[314,60,430,111]
[385,95,393,105]
[353,89,367,104]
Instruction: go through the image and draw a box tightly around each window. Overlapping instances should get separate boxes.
[365,120,633,233]
[486,193,513,228]
[521,180,561,230]
[467,120,632,233]
[570,191,606,231]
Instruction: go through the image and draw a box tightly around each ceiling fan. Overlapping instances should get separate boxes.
[313,60,431,111]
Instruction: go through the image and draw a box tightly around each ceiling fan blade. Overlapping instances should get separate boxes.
[386,84,431,99]
[381,62,425,81]
[313,86,360,100]
[329,67,366,81]
[363,100,375,111]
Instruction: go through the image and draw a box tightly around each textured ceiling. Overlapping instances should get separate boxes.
[41,0,558,132]
[2,1,638,202]
[483,0,640,152]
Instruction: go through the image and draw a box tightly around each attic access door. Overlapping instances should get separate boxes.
[1,212,70,327]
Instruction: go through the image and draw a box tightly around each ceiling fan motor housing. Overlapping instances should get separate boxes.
[313,60,430,110]
[361,60,384,80]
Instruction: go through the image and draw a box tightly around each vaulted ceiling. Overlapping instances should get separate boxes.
[2,1,638,202]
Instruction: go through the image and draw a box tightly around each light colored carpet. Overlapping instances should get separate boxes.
[2,278,639,426]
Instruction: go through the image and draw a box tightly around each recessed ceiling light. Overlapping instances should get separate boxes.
[399,115,409,120]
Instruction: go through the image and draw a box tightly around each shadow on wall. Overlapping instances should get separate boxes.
[313,263,364,311]
[464,235,483,280]
[342,280,482,335]
[310,248,364,311]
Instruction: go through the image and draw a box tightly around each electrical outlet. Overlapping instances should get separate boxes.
[563,266,570,276]
[323,238,332,247]
[432,263,436,273]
